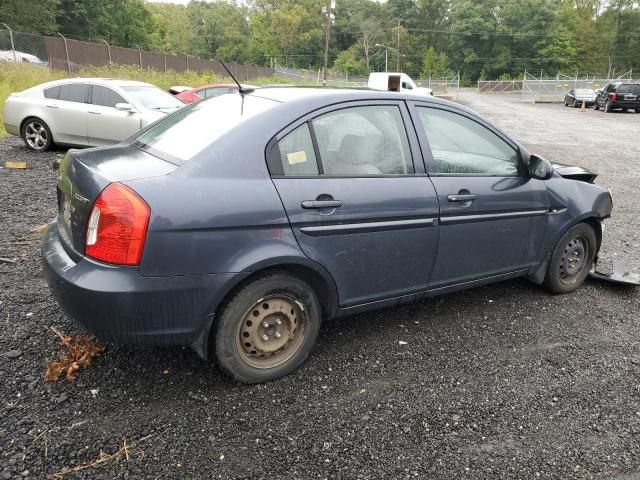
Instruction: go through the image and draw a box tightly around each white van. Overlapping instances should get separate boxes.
[367,72,433,96]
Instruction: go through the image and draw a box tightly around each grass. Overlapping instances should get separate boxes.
[0,63,309,138]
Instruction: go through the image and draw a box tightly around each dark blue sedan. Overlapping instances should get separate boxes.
[43,87,613,383]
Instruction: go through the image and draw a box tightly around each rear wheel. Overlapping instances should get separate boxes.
[543,223,597,294]
[21,117,53,151]
[605,100,613,113]
[214,272,321,383]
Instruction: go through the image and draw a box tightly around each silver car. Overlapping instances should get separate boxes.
[3,78,184,151]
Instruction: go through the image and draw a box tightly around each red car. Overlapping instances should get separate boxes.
[174,83,257,104]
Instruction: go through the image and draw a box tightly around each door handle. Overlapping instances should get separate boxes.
[46,104,58,109]
[88,111,101,115]
[301,200,343,209]
[447,194,477,202]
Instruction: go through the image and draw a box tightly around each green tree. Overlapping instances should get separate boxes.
[421,47,452,77]
[0,0,60,34]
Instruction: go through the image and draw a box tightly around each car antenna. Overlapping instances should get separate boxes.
[219,59,254,94]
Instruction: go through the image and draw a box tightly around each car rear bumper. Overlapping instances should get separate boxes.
[42,222,244,347]
[611,101,640,109]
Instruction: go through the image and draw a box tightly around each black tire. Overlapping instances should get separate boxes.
[635,108,640,113]
[564,98,568,107]
[594,102,600,111]
[21,117,54,152]
[543,223,597,294]
[605,100,613,113]
[573,100,579,108]
[214,272,321,384]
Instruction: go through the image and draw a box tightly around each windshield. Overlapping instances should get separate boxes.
[133,93,278,164]
[121,86,184,110]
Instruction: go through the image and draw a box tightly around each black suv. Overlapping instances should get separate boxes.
[594,82,640,113]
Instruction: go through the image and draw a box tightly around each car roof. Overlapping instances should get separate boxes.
[248,86,452,108]
[37,78,154,89]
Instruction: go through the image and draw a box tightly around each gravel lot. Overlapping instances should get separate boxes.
[1,91,639,480]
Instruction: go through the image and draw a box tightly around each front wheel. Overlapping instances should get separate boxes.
[594,102,600,111]
[544,223,597,294]
[214,272,321,384]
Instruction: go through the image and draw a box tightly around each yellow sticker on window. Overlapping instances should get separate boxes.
[287,151,307,165]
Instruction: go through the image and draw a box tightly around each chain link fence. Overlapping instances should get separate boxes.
[521,71,636,102]
[478,70,638,101]
[0,25,274,80]
[274,60,459,93]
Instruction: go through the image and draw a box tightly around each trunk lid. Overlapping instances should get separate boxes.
[56,145,176,257]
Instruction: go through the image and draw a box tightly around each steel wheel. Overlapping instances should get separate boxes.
[544,223,596,294]
[215,273,321,383]
[236,294,307,369]
[558,236,589,286]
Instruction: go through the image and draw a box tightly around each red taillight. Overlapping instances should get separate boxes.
[611,93,617,101]
[85,183,150,266]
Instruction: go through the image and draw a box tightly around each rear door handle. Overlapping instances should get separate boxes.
[447,194,477,202]
[46,104,58,109]
[301,200,343,209]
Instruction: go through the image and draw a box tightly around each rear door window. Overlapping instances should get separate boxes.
[58,84,90,103]
[312,105,414,175]
[275,124,319,176]
[44,86,60,99]
[91,85,126,108]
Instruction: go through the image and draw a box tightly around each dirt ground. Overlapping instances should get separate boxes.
[1,91,639,479]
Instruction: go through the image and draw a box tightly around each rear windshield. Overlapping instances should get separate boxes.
[133,94,278,164]
[617,84,640,94]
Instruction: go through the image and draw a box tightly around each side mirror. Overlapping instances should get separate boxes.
[115,102,133,111]
[595,89,602,94]
[528,154,554,180]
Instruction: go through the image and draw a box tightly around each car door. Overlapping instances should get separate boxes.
[409,102,549,289]
[48,83,90,146]
[87,85,142,146]
[268,101,440,307]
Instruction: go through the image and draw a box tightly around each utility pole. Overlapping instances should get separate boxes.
[396,19,401,71]
[322,0,335,87]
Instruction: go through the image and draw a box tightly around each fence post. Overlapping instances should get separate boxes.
[102,39,111,66]
[186,55,189,71]
[57,32,71,73]
[164,53,166,72]
[134,45,142,68]
[1,24,16,63]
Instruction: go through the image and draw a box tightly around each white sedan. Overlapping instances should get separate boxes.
[3,78,184,151]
